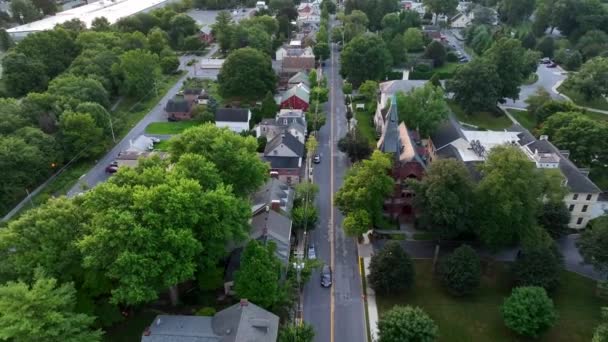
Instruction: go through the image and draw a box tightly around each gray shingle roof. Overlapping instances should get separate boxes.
[212,301,279,342]
[251,210,292,264]
[379,97,400,155]
[252,179,293,213]
[141,315,220,342]
[431,115,466,150]
[215,108,250,123]
[166,97,191,113]
[264,132,304,157]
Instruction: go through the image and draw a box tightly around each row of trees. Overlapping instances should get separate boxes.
[212,12,285,55]
[0,124,271,340]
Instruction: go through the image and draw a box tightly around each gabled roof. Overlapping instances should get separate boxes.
[252,178,294,214]
[264,131,305,157]
[264,156,301,169]
[431,115,466,150]
[281,84,310,104]
[215,108,250,123]
[141,315,220,342]
[379,80,429,97]
[377,96,400,155]
[288,71,310,86]
[213,302,279,342]
[165,97,191,113]
[251,210,292,264]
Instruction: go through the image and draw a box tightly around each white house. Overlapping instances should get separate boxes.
[215,108,251,133]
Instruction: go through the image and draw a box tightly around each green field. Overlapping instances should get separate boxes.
[377,260,606,342]
[507,109,536,131]
[354,106,377,145]
[449,102,513,130]
[559,85,608,111]
[145,121,201,135]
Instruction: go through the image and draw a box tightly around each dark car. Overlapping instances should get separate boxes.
[313,154,321,164]
[540,57,551,64]
[547,62,558,68]
[105,165,118,174]
[321,265,332,288]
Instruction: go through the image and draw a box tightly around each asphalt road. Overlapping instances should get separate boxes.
[504,63,567,109]
[303,26,366,342]
[66,46,218,197]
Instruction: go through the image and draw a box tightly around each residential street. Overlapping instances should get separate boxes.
[504,63,568,109]
[303,30,367,342]
[66,46,218,197]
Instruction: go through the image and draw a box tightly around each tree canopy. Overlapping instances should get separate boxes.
[218,47,277,101]
[501,286,558,338]
[395,83,449,137]
[378,305,439,342]
[368,241,415,294]
[564,57,608,101]
[577,216,608,275]
[112,49,161,98]
[341,34,392,86]
[439,245,481,296]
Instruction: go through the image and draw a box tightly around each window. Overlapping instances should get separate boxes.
[582,205,588,212]
[573,194,579,200]
[587,194,593,201]
[577,217,583,225]
[569,204,575,212]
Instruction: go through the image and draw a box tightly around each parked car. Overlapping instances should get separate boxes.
[149,137,160,143]
[321,265,332,288]
[308,244,316,259]
[540,57,551,64]
[105,164,118,174]
[547,62,558,68]
[313,154,321,164]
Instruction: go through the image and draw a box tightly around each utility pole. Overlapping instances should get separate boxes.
[107,113,116,142]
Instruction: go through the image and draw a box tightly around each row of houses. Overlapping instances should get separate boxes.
[373,80,605,229]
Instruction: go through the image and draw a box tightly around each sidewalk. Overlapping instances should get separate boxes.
[359,233,378,342]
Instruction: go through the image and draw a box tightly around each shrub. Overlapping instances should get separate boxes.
[368,241,414,294]
[414,64,431,73]
[342,81,353,95]
[513,246,563,291]
[446,51,459,62]
[439,245,481,296]
[196,307,216,316]
[502,286,558,338]
[378,306,438,342]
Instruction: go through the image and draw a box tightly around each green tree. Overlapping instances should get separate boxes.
[112,49,161,98]
[409,159,474,239]
[368,241,415,294]
[278,323,315,342]
[0,98,26,134]
[260,91,279,119]
[388,33,407,66]
[0,272,102,342]
[292,205,318,231]
[161,55,180,74]
[231,24,272,54]
[182,35,205,52]
[513,245,563,291]
[148,27,170,54]
[169,124,269,195]
[342,210,372,236]
[501,286,558,337]
[439,245,481,297]
[577,30,608,60]
[48,74,110,109]
[91,16,111,31]
[425,40,447,67]
[343,10,369,42]
[424,0,458,24]
[338,128,373,162]
[31,0,56,15]
[395,83,449,137]
[498,0,535,25]
[484,38,536,101]
[1,52,48,97]
[577,216,608,275]
[0,198,84,283]
[168,13,198,48]
[172,152,223,190]
[564,57,608,101]
[593,307,608,342]
[536,36,555,58]
[341,34,392,86]
[358,80,379,102]
[538,201,571,238]
[336,151,393,227]
[475,146,543,249]
[314,42,330,60]
[378,306,439,342]
[59,111,104,158]
[540,111,608,167]
[218,47,277,101]
[234,240,282,310]
[524,87,551,122]
[447,58,501,112]
[10,0,40,24]
[15,28,78,78]
[212,10,234,53]
[0,29,14,51]
[403,27,424,52]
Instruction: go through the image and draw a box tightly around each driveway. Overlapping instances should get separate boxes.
[504,63,568,109]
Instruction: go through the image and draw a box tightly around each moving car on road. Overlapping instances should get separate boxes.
[308,244,316,259]
[321,265,332,288]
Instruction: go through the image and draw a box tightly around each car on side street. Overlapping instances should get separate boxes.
[321,265,332,288]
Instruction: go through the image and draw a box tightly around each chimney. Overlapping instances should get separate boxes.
[240,299,249,307]
[271,199,281,211]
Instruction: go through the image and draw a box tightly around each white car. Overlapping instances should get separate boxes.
[149,137,161,143]
[308,245,316,260]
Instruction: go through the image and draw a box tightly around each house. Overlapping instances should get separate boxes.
[183,88,203,102]
[165,95,193,121]
[256,1,267,10]
[430,118,603,229]
[373,80,429,133]
[215,108,251,133]
[264,131,305,184]
[141,300,279,342]
[199,25,214,44]
[280,83,310,111]
[288,71,310,88]
[422,25,445,41]
[281,47,316,73]
[255,117,306,144]
[377,97,429,221]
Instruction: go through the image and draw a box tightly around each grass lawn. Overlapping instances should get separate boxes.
[145,121,201,135]
[412,231,439,241]
[559,84,608,111]
[153,140,171,151]
[449,102,513,130]
[582,109,608,122]
[434,62,459,74]
[376,260,606,342]
[507,109,536,131]
[523,73,539,85]
[355,107,377,145]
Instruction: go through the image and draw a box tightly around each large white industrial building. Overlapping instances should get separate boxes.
[7,0,172,39]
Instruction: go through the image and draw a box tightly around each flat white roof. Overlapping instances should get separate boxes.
[8,0,170,34]
[452,130,521,162]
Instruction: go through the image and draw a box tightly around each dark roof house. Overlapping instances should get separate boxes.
[215,108,251,123]
[264,131,305,158]
[142,300,279,342]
